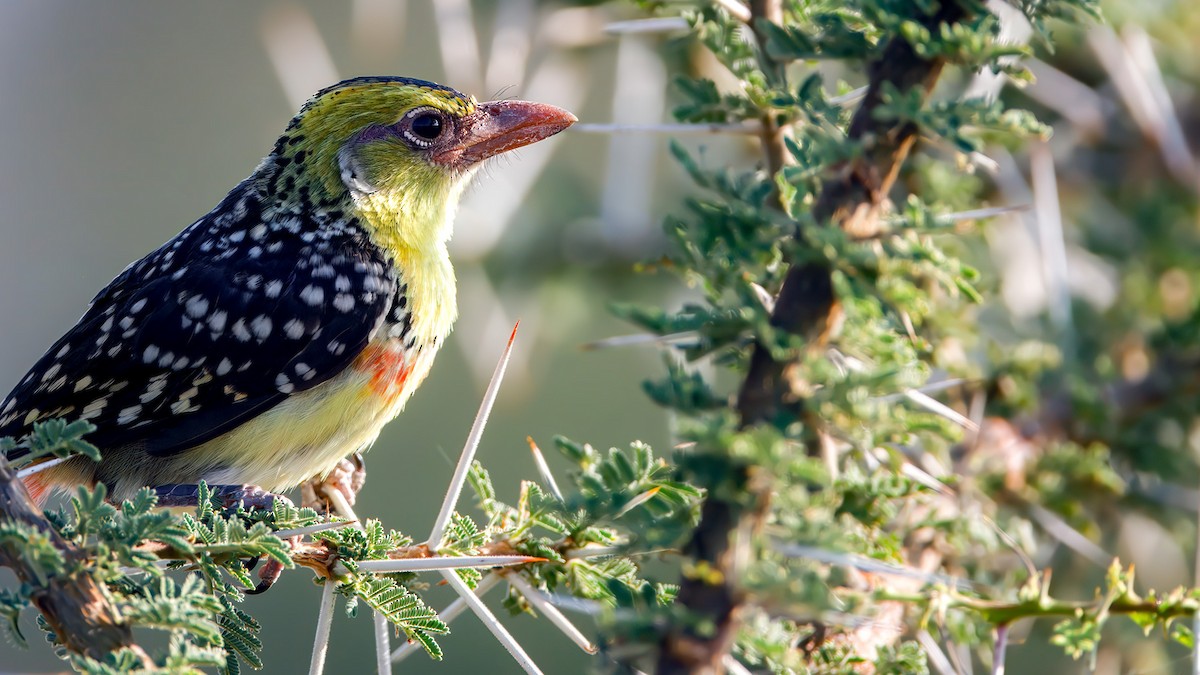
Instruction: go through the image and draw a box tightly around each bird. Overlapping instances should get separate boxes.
[0,76,576,507]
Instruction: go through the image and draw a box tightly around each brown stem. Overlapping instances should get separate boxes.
[0,457,150,666]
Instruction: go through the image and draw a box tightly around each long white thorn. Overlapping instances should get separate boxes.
[903,390,979,432]
[1030,141,1074,353]
[391,573,503,664]
[374,611,392,675]
[714,0,751,23]
[722,654,754,675]
[615,487,661,518]
[580,331,699,351]
[319,486,390,673]
[308,580,337,675]
[15,455,70,479]
[441,569,544,675]
[320,485,359,523]
[428,324,519,551]
[774,543,975,591]
[604,17,690,35]
[917,630,958,675]
[355,555,544,574]
[527,437,564,502]
[506,572,597,654]
[572,122,760,135]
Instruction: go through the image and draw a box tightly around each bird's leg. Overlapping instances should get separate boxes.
[153,483,293,512]
[153,483,297,595]
[300,452,366,513]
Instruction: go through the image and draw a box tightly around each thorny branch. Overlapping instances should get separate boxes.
[659,2,973,673]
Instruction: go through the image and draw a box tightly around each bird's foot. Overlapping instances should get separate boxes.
[300,452,366,514]
[153,483,294,512]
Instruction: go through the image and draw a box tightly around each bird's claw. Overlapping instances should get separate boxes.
[300,453,366,513]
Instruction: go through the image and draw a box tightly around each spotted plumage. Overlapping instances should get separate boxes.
[1,76,575,502]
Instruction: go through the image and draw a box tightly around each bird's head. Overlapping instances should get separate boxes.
[268,76,576,253]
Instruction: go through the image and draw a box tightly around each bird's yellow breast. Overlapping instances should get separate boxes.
[183,246,457,492]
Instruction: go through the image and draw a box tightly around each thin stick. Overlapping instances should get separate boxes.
[308,580,336,675]
[427,324,519,551]
[441,570,544,675]
[355,555,544,573]
[506,572,598,654]
[391,573,502,664]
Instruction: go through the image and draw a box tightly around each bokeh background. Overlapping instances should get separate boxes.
[3,1,1200,673]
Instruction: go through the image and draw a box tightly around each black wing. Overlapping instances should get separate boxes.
[0,185,397,458]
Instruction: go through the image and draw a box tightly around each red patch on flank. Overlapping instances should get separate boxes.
[353,342,416,400]
[23,473,52,507]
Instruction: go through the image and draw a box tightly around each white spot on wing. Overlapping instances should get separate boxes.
[300,285,324,306]
[251,315,273,340]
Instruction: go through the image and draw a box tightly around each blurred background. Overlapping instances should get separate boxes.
[2,0,1200,673]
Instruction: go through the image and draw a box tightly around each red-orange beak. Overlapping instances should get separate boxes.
[433,100,576,167]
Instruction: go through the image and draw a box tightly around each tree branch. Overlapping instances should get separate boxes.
[0,457,150,666]
[658,3,973,673]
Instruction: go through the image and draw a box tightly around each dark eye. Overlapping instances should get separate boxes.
[411,114,442,140]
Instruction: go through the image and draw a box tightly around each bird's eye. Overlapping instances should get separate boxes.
[411,114,442,140]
